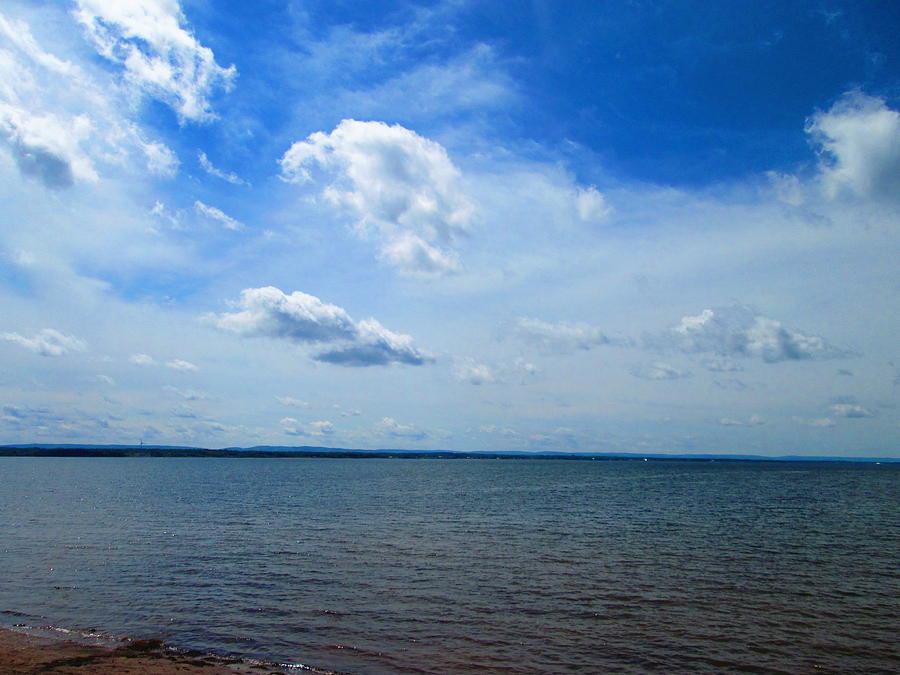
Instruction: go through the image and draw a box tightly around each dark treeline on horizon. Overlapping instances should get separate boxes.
[0,446,895,462]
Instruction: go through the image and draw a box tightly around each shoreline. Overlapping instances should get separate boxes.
[0,625,330,674]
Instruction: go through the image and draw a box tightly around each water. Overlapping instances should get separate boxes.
[0,457,897,673]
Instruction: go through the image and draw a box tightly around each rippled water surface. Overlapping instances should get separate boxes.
[0,457,897,673]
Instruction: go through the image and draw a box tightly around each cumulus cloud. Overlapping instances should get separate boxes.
[718,414,765,427]
[279,119,473,275]
[275,396,309,408]
[511,317,622,353]
[280,417,335,436]
[130,353,156,366]
[72,0,236,122]
[648,305,848,363]
[210,286,432,367]
[164,385,205,400]
[630,362,689,381]
[0,103,96,188]
[198,151,245,185]
[0,11,183,187]
[794,416,836,428]
[194,200,243,230]
[376,416,426,440]
[165,358,198,372]
[574,185,611,222]
[0,328,86,356]
[807,91,900,203]
[829,403,874,418]
[453,358,497,385]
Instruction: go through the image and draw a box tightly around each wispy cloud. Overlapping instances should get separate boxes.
[1,329,86,356]
[194,200,244,231]
[198,151,246,185]
[72,0,236,122]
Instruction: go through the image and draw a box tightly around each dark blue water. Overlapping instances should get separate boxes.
[0,458,897,673]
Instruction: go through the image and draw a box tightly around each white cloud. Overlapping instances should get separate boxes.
[574,185,611,222]
[630,362,689,381]
[279,119,473,276]
[280,417,335,437]
[165,358,198,372]
[198,151,245,185]
[0,328,86,356]
[0,103,97,188]
[210,286,432,367]
[142,140,178,177]
[511,317,620,353]
[164,385,205,400]
[794,416,836,428]
[650,305,848,363]
[376,416,426,440]
[275,396,309,408]
[194,200,244,231]
[718,414,765,427]
[0,10,183,187]
[130,353,156,366]
[95,374,115,385]
[829,403,874,418]
[453,358,497,385]
[807,91,900,203]
[72,0,236,122]
[309,420,335,436]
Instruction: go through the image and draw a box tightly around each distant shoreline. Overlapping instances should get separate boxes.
[0,445,896,462]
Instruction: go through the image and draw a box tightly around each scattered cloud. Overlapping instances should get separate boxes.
[0,329,86,356]
[807,91,900,203]
[165,358,198,372]
[829,403,874,418]
[376,416,426,440]
[511,317,621,354]
[630,362,690,381]
[198,151,245,185]
[794,416,836,428]
[574,185,611,223]
[279,119,473,276]
[143,140,179,177]
[718,414,765,427]
[309,420,335,436]
[72,0,237,122]
[194,200,244,231]
[0,103,95,188]
[275,396,309,408]
[164,385,206,400]
[130,353,156,366]
[210,286,432,367]
[648,305,848,363]
[453,358,497,385]
[95,374,115,386]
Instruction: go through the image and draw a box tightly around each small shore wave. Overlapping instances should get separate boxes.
[0,624,342,675]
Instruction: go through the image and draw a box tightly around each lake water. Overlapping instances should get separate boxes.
[0,457,897,673]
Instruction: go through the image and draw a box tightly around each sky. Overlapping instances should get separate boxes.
[0,0,898,456]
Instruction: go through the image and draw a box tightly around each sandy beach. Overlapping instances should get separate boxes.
[0,626,293,674]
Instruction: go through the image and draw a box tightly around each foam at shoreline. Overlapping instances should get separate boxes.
[0,624,337,674]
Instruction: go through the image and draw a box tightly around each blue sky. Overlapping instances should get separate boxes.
[0,0,898,456]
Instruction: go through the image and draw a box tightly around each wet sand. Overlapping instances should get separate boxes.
[0,626,293,674]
